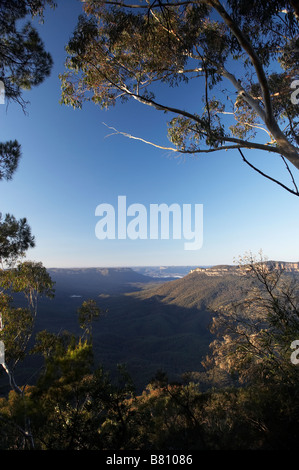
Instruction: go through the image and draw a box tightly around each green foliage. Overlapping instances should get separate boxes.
[0,387,37,450]
[0,213,35,267]
[205,253,299,387]
[26,334,140,450]
[0,294,33,365]
[34,330,94,389]
[0,261,54,376]
[0,0,54,184]
[0,141,21,182]
[78,299,104,338]
[0,0,56,448]
[1,253,299,449]
[0,0,53,267]
[0,260,55,447]
[1,261,54,297]
[1,276,299,450]
[61,0,299,192]
[0,0,54,106]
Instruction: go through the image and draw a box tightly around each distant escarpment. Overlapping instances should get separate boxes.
[132,260,299,312]
[190,261,299,277]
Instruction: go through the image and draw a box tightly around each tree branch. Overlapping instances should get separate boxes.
[281,155,299,194]
[212,0,299,169]
[238,148,299,196]
[211,0,274,124]
[220,67,267,123]
[103,123,282,155]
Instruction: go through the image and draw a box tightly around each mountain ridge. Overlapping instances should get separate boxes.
[7,260,299,391]
[190,260,299,276]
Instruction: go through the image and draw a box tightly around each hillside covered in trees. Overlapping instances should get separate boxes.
[1,256,299,450]
[1,0,299,452]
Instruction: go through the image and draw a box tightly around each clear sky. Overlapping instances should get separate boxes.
[0,0,299,268]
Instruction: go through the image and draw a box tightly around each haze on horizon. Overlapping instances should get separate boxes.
[1,1,298,270]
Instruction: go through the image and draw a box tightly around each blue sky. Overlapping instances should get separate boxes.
[0,0,299,268]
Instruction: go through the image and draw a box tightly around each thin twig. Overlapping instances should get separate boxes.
[281,155,299,193]
[238,148,299,196]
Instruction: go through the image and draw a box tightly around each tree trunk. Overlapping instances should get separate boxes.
[267,119,299,170]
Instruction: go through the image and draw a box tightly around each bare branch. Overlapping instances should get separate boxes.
[281,155,299,194]
[238,148,299,196]
[103,123,282,155]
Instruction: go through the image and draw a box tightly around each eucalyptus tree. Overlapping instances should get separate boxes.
[61,0,299,195]
[0,0,55,265]
[0,0,55,180]
[0,0,55,448]
[205,252,299,387]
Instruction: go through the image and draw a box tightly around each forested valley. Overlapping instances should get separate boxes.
[1,0,299,452]
[1,258,299,450]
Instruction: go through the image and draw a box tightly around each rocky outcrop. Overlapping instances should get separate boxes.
[190,266,243,276]
[190,261,299,277]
